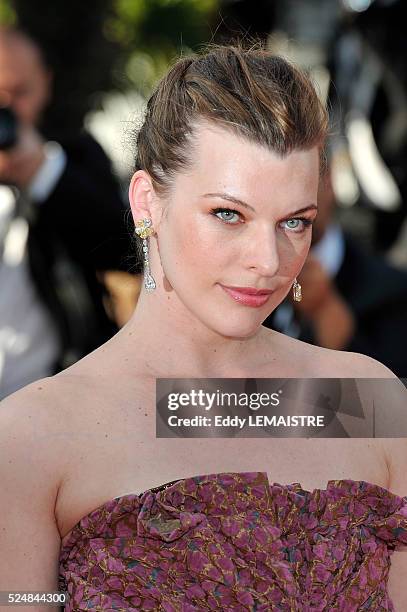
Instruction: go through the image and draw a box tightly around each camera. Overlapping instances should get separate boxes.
[0,106,18,150]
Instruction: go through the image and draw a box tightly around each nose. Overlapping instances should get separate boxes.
[245,224,280,277]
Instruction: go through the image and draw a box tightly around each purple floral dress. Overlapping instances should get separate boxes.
[59,471,407,611]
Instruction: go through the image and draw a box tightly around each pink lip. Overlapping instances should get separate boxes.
[219,284,273,307]
[222,285,274,295]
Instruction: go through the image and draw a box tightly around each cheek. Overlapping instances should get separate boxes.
[167,216,227,274]
[278,232,312,274]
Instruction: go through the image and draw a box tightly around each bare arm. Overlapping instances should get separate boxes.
[0,380,64,611]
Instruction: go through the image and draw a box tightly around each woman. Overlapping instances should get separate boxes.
[1,44,406,611]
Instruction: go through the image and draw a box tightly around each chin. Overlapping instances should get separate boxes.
[208,314,264,340]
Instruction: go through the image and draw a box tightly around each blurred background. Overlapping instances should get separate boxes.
[0,0,406,398]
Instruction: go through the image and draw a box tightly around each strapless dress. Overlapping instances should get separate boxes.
[59,471,407,611]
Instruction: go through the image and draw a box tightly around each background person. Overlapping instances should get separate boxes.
[0,26,133,399]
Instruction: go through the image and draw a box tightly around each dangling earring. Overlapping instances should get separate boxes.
[134,218,156,292]
[292,278,302,302]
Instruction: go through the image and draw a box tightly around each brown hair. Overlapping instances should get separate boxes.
[135,42,329,197]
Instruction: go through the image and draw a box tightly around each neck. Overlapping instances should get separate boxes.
[113,282,273,378]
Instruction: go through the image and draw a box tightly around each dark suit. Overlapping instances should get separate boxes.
[263,232,407,378]
[24,132,133,371]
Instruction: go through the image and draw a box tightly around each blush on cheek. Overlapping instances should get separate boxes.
[291,238,311,268]
[277,238,309,277]
[174,220,215,267]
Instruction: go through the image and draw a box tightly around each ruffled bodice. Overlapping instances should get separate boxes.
[59,471,407,611]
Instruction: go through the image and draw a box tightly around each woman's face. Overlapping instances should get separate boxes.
[153,122,320,338]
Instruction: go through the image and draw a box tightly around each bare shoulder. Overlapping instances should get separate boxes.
[305,345,407,433]
[333,350,399,378]
[304,341,399,378]
[0,370,91,430]
[0,376,75,485]
[0,368,103,487]
[0,376,58,441]
[266,329,399,378]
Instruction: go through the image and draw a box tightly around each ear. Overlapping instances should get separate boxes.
[128,170,162,229]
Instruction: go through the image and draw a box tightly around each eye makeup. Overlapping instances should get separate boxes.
[210,207,314,233]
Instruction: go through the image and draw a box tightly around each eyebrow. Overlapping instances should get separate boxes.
[202,192,317,216]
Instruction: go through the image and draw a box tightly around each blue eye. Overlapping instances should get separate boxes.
[282,218,313,232]
[212,208,241,224]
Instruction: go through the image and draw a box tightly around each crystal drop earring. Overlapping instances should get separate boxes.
[292,278,302,302]
[134,218,156,292]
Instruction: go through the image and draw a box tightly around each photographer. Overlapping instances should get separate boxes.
[0,26,132,399]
